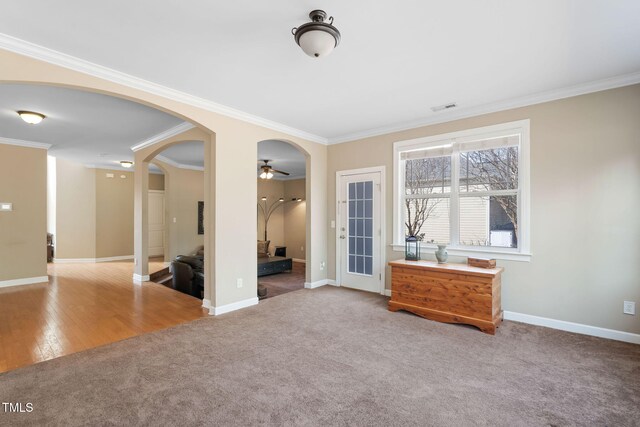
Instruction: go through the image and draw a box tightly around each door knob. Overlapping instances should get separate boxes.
[339,235,346,239]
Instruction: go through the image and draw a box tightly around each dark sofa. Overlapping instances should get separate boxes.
[170,255,204,299]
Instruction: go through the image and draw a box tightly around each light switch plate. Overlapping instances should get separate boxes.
[0,203,12,211]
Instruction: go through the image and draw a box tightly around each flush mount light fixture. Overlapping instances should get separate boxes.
[292,10,341,58]
[120,161,134,168]
[17,110,46,124]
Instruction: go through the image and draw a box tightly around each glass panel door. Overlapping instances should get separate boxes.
[348,180,374,276]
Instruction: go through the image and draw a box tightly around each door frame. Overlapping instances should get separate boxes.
[335,166,386,295]
[148,189,165,258]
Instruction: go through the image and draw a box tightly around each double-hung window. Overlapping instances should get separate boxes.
[393,120,530,260]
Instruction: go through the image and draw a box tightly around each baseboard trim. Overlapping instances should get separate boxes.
[383,289,391,297]
[211,297,258,316]
[304,279,338,289]
[292,258,306,264]
[0,276,49,288]
[54,255,133,263]
[202,299,212,313]
[503,311,640,345]
[132,273,150,283]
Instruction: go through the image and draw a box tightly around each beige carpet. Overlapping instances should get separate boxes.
[1,286,638,426]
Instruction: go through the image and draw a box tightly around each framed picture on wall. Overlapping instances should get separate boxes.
[198,201,204,235]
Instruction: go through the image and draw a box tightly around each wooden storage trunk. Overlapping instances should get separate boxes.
[388,259,503,334]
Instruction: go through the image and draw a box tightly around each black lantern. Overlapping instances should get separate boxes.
[405,236,420,261]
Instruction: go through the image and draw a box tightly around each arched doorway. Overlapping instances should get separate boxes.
[0,81,214,371]
[1,52,328,317]
[256,139,311,299]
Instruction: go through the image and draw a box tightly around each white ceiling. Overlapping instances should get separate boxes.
[0,84,308,174]
[0,83,183,169]
[1,1,639,143]
[156,140,204,169]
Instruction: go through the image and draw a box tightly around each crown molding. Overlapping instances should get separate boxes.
[131,122,195,152]
[2,33,639,148]
[0,33,328,145]
[154,155,204,172]
[327,71,640,144]
[0,136,51,150]
[85,164,138,172]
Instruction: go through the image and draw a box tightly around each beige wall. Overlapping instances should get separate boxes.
[0,144,47,281]
[55,161,134,260]
[327,84,640,335]
[150,160,205,261]
[284,179,306,260]
[149,173,165,191]
[1,47,328,308]
[95,169,134,258]
[55,158,96,259]
[171,168,204,257]
[257,178,306,260]
[55,157,202,261]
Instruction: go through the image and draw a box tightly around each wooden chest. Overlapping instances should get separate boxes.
[388,259,503,334]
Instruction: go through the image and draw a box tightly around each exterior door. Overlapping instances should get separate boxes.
[148,190,165,257]
[338,171,383,293]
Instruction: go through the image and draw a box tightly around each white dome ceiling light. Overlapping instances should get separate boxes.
[17,110,46,124]
[292,10,341,58]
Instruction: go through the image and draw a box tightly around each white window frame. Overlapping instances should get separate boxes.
[392,119,531,262]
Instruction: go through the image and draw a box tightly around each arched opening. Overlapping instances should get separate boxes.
[256,139,311,299]
[0,64,327,371]
[0,81,216,371]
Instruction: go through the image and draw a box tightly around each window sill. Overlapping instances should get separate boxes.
[390,244,531,262]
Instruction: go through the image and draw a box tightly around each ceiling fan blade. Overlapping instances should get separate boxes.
[272,169,290,176]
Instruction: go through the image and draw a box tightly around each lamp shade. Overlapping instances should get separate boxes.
[293,10,341,58]
[298,29,337,58]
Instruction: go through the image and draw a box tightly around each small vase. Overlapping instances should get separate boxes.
[435,245,448,264]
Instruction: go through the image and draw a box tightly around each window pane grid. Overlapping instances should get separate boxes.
[400,136,521,250]
[348,181,374,276]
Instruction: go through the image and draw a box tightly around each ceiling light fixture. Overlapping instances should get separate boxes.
[120,161,134,168]
[292,10,341,58]
[17,110,46,124]
[431,103,458,112]
[259,170,274,179]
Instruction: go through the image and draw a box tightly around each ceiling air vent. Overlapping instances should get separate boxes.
[431,102,457,112]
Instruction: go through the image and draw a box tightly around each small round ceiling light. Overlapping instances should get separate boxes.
[17,110,46,125]
[120,161,134,168]
[292,10,341,58]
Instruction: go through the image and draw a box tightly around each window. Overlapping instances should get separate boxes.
[393,120,530,260]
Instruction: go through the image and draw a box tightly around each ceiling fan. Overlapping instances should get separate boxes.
[258,160,289,179]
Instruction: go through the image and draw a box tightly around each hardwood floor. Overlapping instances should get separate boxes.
[0,260,208,374]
